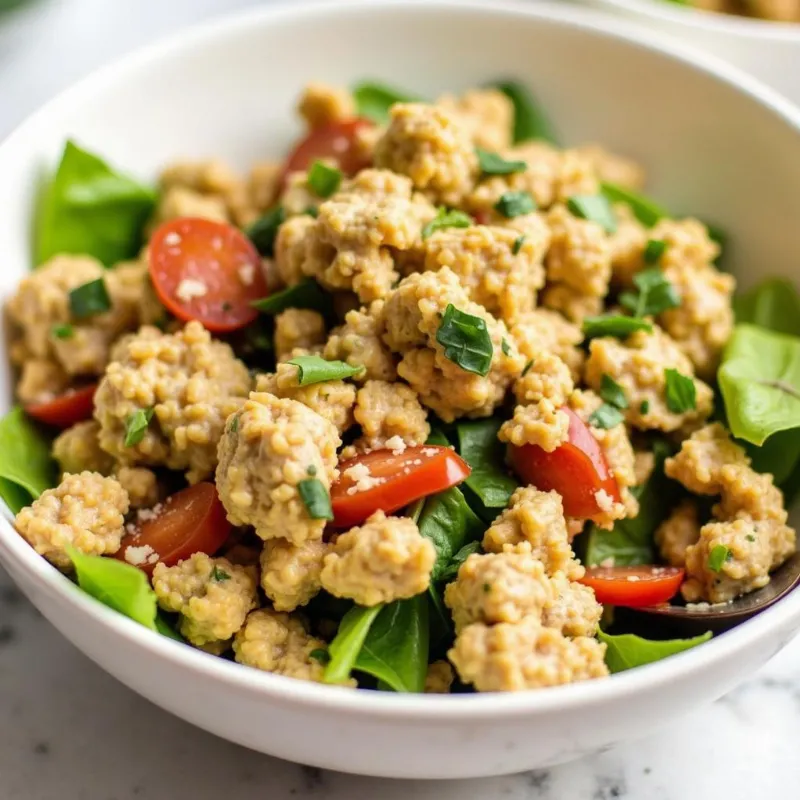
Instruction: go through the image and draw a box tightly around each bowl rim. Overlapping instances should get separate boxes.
[1,0,799,719]
[592,0,800,39]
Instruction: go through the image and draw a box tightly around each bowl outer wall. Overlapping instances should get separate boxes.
[0,0,799,778]
[586,0,800,104]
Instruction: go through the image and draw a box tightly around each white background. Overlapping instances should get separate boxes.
[1,1,799,798]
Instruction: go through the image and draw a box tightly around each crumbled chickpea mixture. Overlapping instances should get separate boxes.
[6,79,797,695]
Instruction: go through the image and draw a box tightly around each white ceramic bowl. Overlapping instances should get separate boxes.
[0,0,799,779]
[587,0,800,104]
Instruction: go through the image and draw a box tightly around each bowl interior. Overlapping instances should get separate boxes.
[0,0,799,724]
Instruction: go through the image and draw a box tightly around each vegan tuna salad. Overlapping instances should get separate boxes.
[3,80,799,694]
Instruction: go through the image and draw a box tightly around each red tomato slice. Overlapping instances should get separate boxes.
[25,384,97,429]
[331,445,471,528]
[508,406,621,519]
[148,217,267,333]
[283,118,374,180]
[579,565,685,608]
[115,482,231,575]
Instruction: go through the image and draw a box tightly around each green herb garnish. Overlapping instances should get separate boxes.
[620,268,680,318]
[352,81,422,124]
[492,80,558,144]
[69,278,111,319]
[566,195,617,234]
[512,235,526,255]
[708,544,732,573]
[421,207,473,240]
[124,408,154,447]
[251,279,332,317]
[307,160,342,198]
[494,191,536,219]
[644,239,667,265]
[600,182,667,227]
[247,205,285,257]
[501,338,511,356]
[211,566,230,582]
[297,477,333,520]
[287,355,364,386]
[435,304,494,376]
[51,323,74,339]
[640,400,650,415]
[664,369,697,413]
[582,315,653,339]
[476,148,526,176]
[588,404,625,430]
[599,374,628,410]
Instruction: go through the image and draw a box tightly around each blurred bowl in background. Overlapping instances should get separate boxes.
[587,0,800,103]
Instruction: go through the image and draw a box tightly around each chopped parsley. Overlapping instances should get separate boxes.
[211,566,231,582]
[522,359,534,376]
[588,404,625,430]
[582,315,653,340]
[298,478,333,520]
[644,239,667,265]
[476,148,527,176]
[512,234,526,255]
[422,207,472,240]
[566,194,617,234]
[307,160,342,198]
[229,415,239,434]
[493,191,536,219]
[746,534,756,543]
[708,544,732,573]
[482,583,491,594]
[501,338,511,356]
[640,399,650,415]
[664,368,697,413]
[51,323,74,339]
[69,278,111,319]
[123,407,154,447]
[599,374,628,410]
[620,267,680,318]
[435,303,494,376]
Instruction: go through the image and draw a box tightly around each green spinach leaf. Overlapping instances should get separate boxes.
[422,207,473,240]
[247,206,285,257]
[476,148,526,176]
[68,548,182,640]
[492,80,558,145]
[251,279,333,318]
[436,304,494,376]
[718,323,800,445]
[582,315,652,339]
[0,407,57,514]
[566,195,617,235]
[287,354,364,385]
[351,595,429,693]
[598,628,711,673]
[456,418,518,511]
[600,182,666,227]
[352,81,423,124]
[324,604,383,685]
[36,140,156,267]
[438,540,482,583]
[585,440,677,567]
[734,278,800,337]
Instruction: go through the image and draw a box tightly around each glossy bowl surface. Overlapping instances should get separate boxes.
[0,0,799,778]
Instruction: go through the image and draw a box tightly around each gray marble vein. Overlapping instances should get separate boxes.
[1,1,800,798]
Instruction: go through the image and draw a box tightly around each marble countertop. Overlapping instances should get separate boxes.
[1,1,799,798]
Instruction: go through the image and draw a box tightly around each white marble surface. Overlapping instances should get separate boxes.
[1,1,800,798]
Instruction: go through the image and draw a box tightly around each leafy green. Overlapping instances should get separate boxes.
[476,148,526,176]
[418,486,484,581]
[582,315,652,339]
[297,477,333,520]
[69,278,111,319]
[351,596,429,693]
[324,603,383,685]
[512,235,526,255]
[599,374,628,410]
[619,268,680,318]
[457,418,518,511]
[287,354,364,385]
[588,405,625,430]
[585,440,676,567]
[718,324,800,445]
[307,160,342,198]
[51,323,74,339]
[422,207,473,240]
[123,407,154,447]
[247,206,285,257]
[438,540,482,583]
[68,548,181,640]
[0,407,57,514]
[600,181,666,227]
[664,368,697,413]
[352,81,422,124]
[36,140,157,267]
[251,279,332,318]
[598,629,711,673]
[745,426,800,486]
[494,191,536,218]
[734,278,800,337]
[436,304,494,376]
[644,239,667,265]
[708,544,731,572]
[492,80,558,144]
[566,195,617,234]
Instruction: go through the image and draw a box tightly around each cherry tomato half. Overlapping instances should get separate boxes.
[579,565,685,608]
[25,383,97,429]
[508,407,621,520]
[283,118,374,180]
[115,482,231,575]
[149,217,267,333]
[331,445,471,528]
